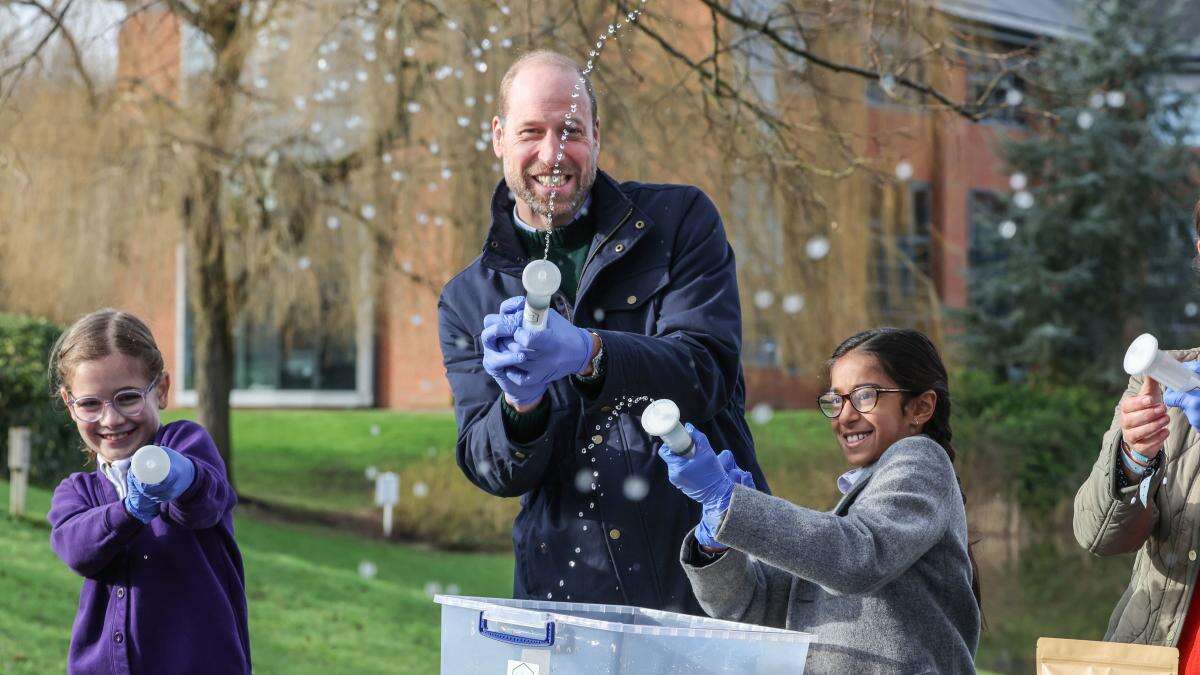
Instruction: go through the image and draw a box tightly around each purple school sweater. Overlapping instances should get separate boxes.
[47,420,251,675]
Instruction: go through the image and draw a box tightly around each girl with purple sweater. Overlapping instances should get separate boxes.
[46,309,251,674]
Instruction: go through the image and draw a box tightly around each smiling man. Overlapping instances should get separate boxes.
[437,50,767,614]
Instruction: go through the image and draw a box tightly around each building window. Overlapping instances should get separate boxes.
[175,245,374,407]
[870,182,934,323]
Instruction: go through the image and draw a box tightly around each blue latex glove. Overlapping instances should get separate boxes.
[124,473,160,524]
[507,307,594,387]
[138,445,196,502]
[658,424,756,548]
[1164,360,1200,431]
[481,297,547,406]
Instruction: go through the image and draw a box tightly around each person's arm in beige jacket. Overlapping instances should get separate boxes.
[1073,373,1170,556]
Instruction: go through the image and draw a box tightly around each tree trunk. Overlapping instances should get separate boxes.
[185,163,237,487]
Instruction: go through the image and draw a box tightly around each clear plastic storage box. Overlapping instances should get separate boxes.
[434,595,814,674]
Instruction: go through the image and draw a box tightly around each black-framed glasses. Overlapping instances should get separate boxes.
[68,373,161,423]
[816,385,911,419]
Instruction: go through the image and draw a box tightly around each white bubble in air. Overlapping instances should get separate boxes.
[326,216,340,230]
[1013,191,1035,210]
[1004,89,1023,106]
[413,482,429,498]
[424,581,442,598]
[1106,91,1126,108]
[370,425,381,436]
[1077,111,1094,130]
[999,220,1018,239]
[805,236,831,260]
[623,476,649,501]
[1186,302,1199,318]
[575,469,593,493]
[361,204,377,220]
[358,560,377,579]
[1009,172,1027,191]
[751,403,774,426]
[365,466,378,480]
[1089,92,1106,109]
[782,294,805,314]
[894,160,913,181]
[753,290,774,309]
[297,256,311,270]
[410,314,422,326]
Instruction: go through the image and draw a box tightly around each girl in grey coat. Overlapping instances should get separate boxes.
[660,328,981,673]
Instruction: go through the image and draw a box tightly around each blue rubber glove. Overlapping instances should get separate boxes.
[507,308,594,387]
[658,424,756,548]
[138,445,196,502]
[481,297,547,406]
[124,473,160,524]
[1164,360,1200,432]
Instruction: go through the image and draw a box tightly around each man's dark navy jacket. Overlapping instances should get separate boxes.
[437,170,768,614]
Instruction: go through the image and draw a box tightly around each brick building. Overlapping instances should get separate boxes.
[113,2,1098,411]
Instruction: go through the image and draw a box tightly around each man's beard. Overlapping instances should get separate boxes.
[507,158,598,225]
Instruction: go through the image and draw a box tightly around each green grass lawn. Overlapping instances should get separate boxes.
[0,480,513,674]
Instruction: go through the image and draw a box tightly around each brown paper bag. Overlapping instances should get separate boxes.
[1037,637,1178,675]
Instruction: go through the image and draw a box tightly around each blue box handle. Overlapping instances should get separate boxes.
[478,611,556,647]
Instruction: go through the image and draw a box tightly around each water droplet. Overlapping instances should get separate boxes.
[358,560,377,579]
[999,220,1018,239]
[410,314,423,326]
[593,308,606,322]
[392,170,404,182]
[1077,111,1095,130]
[317,58,329,71]
[297,256,310,270]
[361,204,377,220]
[1186,302,1199,318]
[365,466,378,480]
[582,525,588,531]
[546,592,553,599]
[413,482,429,498]
[1088,92,1106,109]
[356,70,369,83]
[454,336,469,349]
[575,469,593,493]
[623,476,649,501]
[753,290,774,309]
[424,581,442,597]
[894,160,913,181]
[370,425,381,436]
[1106,91,1126,108]
[879,74,896,95]
[1004,88,1023,106]
[575,547,581,554]
[805,236,831,260]
[559,579,565,587]
[406,101,421,114]
[782,294,804,314]
[751,403,774,426]
[568,560,576,567]
[476,61,488,73]
[1009,172,1027,191]
[1014,190,1035,209]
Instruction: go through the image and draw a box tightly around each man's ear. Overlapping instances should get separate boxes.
[492,116,504,158]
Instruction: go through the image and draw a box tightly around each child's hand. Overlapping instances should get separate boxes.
[124,473,160,524]
[139,446,197,502]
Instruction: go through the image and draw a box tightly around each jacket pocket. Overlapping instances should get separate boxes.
[592,265,669,332]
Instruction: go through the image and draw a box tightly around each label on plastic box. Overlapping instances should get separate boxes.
[507,660,541,675]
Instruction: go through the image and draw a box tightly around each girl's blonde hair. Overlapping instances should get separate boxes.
[48,308,164,395]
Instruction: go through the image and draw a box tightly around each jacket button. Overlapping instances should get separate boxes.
[514,451,526,460]
[592,435,603,444]
[635,221,645,229]
[114,631,124,644]
[614,244,625,253]
[1191,551,1197,562]
[490,241,498,249]
[609,529,621,540]
[116,587,125,599]
[626,295,637,305]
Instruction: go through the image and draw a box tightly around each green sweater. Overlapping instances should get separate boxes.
[502,210,597,440]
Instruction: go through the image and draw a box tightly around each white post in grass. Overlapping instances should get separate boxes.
[8,427,31,519]
[375,471,399,537]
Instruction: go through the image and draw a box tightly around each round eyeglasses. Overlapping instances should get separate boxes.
[816,385,911,419]
[68,374,161,423]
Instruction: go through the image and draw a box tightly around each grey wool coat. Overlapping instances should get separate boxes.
[681,435,980,674]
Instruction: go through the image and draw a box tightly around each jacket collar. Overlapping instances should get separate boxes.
[832,462,877,515]
[480,170,645,280]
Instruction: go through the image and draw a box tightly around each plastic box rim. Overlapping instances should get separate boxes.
[435,594,815,644]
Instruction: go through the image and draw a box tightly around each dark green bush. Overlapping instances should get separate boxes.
[0,314,85,487]
[953,369,1114,518]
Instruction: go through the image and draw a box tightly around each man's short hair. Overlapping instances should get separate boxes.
[498,49,598,127]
